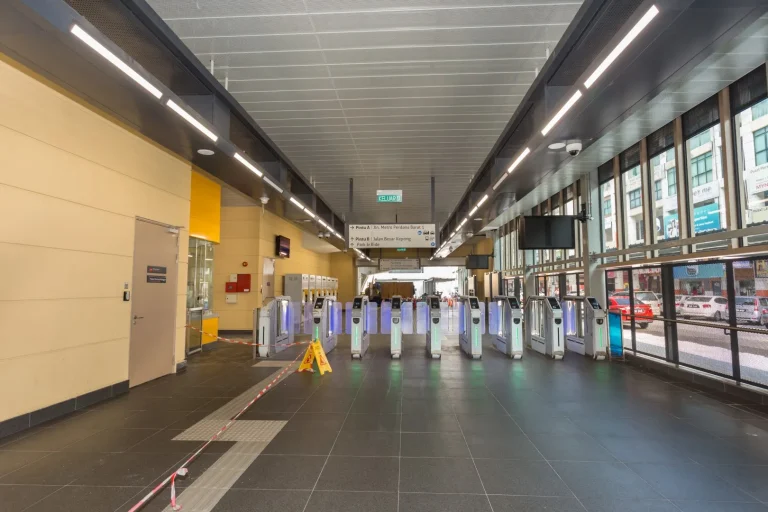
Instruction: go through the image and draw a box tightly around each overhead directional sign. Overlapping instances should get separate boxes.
[377,190,403,203]
[349,223,437,248]
[380,259,420,271]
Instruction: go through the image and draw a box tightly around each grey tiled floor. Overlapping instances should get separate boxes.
[1,334,768,512]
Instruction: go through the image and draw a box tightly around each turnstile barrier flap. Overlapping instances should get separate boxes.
[345,302,353,334]
[488,301,499,336]
[380,301,391,334]
[303,303,312,334]
[291,301,302,334]
[416,302,428,334]
[333,302,342,335]
[366,302,379,334]
[479,302,486,335]
[458,301,465,334]
[402,302,414,334]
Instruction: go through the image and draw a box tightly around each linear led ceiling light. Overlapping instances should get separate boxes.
[477,194,489,207]
[289,197,304,210]
[166,99,218,142]
[233,153,262,177]
[507,149,531,174]
[334,231,344,240]
[469,206,479,216]
[263,176,283,193]
[318,219,328,228]
[493,172,508,190]
[541,91,582,136]
[303,208,316,219]
[584,5,660,89]
[70,25,163,100]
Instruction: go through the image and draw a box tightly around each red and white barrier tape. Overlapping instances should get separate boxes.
[186,325,311,349]
[127,346,307,512]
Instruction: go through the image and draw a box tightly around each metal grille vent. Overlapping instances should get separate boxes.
[598,159,614,184]
[647,122,674,158]
[730,64,767,114]
[683,93,720,138]
[64,0,209,96]
[549,0,645,87]
[620,142,640,171]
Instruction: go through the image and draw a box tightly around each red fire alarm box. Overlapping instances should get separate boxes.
[236,274,251,293]
[225,282,237,293]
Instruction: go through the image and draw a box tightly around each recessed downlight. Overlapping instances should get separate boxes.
[197,149,214,156]
[548,142,566,150]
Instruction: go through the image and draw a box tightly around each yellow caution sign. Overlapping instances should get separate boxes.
[297,340,333,375]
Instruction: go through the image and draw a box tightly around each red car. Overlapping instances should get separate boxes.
[609,296,653,329]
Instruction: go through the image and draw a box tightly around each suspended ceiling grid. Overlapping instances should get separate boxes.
[146,0,584,225]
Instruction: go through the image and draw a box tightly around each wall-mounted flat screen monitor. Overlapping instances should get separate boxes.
[466,255,490,269]
[276,235,291,257]
[518,216,575,249]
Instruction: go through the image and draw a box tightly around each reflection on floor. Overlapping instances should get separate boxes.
[1,334,768,512]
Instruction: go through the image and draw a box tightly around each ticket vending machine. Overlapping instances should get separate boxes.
[527,297,565,360]
[312,297,337,354]
[493,296,523,359]
[460,296,482,359]
[350,296,370,359]
[390,295,403,359]
[255,296,293,358]
[585,297,608,361]
[426,296,442,359]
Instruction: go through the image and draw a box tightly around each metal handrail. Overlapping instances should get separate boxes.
[590,224,768,260]
[619,312,768,335]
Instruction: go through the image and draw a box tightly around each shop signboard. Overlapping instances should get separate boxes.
[745,163,768,224]
[663,213,680,239]
[693,202,722,233]
[756,259,768,278]
[692,180,721,204]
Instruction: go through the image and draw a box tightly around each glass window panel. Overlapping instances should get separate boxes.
[552,206,563,262]
[732,259,768,386]
[654,180,662,200]
[735,97,768,246]
[650,147,680,248]
[600,180,618,253]
[686,126,727,250]
[623,165,645,248]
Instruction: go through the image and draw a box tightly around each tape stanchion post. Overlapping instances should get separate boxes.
[297,340,332,375]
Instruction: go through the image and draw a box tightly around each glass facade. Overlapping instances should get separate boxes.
[650,147,679,244]
[187,238,215,310]
[735,97,768,245]
[601,179,617,251]
[686,126,727,249]
[623,166,644,248]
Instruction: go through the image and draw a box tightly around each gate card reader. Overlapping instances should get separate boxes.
[350,295,370,359]
[255,296,294,358]
[460,296,482,359]
[426,296,442,359]
[584,297,607,360]
[390,295,403,359]
[493,296,523,359]
[544,297,565,360]
[312,297,337,354]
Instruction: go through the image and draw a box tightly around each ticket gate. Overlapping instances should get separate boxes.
[426,296,442,359]
[525,296,564,360]
[350,295,370,359]
[390,295,403,359]
[254,296,293,358]
[585,297,608,360]
[312,297,337,354]
[493,296,523,359]
[460,296,482,359]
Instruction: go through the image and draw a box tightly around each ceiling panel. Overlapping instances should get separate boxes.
[147,0,585,224]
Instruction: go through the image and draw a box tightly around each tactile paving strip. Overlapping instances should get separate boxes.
[173,420,287,442]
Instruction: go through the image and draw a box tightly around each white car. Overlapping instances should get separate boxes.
[680,296,728,321]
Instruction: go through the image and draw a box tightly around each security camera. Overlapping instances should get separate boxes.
[260,194,269,205]
[566,141,582,156]
[317,231,324,238]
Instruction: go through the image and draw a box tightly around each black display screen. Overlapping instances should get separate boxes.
[391,298,401,309]
[587,297,601,310]
[314,298,324,309]
[353,297,363,309]
[518,216,575,249]
[430,298,440,309]
[508,298,520,309]
[547,298,561,310]
[469,297,479,309]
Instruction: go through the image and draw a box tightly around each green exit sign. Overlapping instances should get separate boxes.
[396,248,406,252]
[377,189,402,203]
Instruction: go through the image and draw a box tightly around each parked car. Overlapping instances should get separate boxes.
[612,291,661,317]
[735,296,768,326]
[680,296,728,321]
[608,296,653,328]
[675,295,689,315]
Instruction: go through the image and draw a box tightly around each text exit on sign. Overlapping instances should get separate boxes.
[377,189,402,203]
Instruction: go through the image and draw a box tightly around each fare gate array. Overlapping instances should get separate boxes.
[269,296,611,361]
